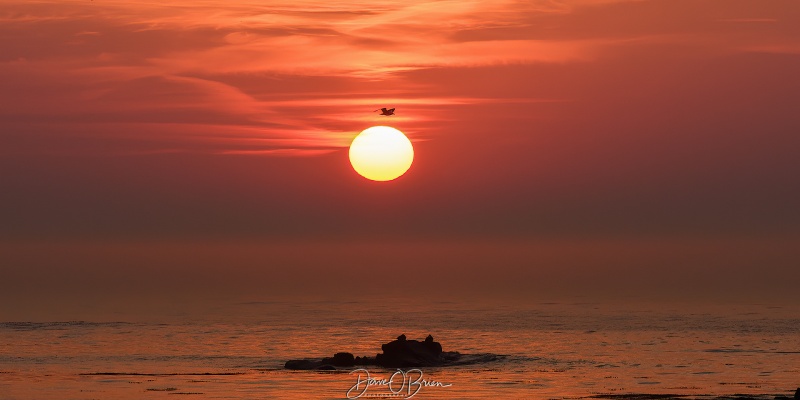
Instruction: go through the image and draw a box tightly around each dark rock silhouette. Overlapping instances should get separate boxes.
[376,333,443,367]
[284,334,501,370]
[332,352,355,366]
[425,334,443,354]
[774,388,800,400]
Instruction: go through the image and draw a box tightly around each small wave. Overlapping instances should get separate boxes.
[0,321,132,331]
[592,395,689,399]
[705,348,800,354]
[80,372,245,376]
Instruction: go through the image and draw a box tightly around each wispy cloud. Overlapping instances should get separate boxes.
[218,148,337,156]
[1,0,798,156]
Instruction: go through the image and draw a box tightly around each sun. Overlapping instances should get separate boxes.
[349,126,414,181]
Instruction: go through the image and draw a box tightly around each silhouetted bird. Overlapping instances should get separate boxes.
[375,107,395,116]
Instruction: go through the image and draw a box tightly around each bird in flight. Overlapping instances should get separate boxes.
[374,107,395,116]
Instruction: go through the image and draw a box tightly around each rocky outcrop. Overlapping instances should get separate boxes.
[284,334,501,370]
[774,387,800,400]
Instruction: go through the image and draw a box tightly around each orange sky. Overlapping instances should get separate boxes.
[1,0,799,317]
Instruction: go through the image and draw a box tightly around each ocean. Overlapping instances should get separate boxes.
[1,299,798,399]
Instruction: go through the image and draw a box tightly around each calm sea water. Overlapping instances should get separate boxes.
[1,299,798,399]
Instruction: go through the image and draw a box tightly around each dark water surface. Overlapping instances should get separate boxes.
[1,300,798,399]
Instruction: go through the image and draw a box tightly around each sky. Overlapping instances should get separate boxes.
[1,0,799,319]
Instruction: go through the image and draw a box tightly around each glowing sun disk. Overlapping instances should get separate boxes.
[349,126,414,181]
